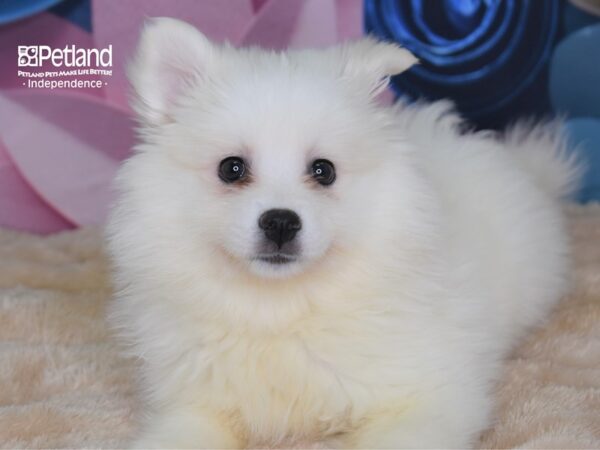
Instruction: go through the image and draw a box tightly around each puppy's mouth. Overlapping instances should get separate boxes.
[253,253,298,265]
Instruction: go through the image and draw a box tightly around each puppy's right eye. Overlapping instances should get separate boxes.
[218,157,247,183]
[310,159,336,186]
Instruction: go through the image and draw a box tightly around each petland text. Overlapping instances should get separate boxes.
[18,45,112,68]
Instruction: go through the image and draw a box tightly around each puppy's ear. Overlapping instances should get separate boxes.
[128,17,217,126]
[339,37,417,96]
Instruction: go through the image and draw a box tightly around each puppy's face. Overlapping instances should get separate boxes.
[122,18,419,280]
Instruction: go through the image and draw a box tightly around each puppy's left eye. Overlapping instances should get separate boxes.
[310,159,336,186]
[219,157,247,183]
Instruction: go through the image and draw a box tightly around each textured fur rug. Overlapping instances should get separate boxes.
[0,205,598,449]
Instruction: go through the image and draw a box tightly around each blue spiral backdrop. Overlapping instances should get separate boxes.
[365,0,562,129]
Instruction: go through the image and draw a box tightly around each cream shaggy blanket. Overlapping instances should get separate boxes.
[0,205,599,449]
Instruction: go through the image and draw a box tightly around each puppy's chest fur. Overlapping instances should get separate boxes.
[193,316,417,444]
[209,335,349,440]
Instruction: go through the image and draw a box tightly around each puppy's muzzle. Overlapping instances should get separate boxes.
[258,209,301,249]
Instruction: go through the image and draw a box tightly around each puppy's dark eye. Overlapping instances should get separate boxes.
[310,159,336,186]
[219,157,247,183]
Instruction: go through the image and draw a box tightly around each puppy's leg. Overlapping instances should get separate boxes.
[343,411,468,449]
[130,405,240,449]
[286,439,340,449]
[342,388,492,449]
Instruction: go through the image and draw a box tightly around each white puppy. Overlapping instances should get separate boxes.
[106,17,580,449]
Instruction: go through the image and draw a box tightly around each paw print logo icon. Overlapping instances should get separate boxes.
[18,46,39,67]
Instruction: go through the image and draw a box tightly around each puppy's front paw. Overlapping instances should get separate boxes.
[287,441,332,449]
[129,436,157,449]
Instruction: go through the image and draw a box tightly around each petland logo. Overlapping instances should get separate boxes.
[18,45,112,68]
[17,44,112,90]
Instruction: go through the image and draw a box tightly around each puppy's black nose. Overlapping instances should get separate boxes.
[258,209,302,248]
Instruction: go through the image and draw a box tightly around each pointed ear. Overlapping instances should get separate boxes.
[339,37,418,96]
[128,17,217,126]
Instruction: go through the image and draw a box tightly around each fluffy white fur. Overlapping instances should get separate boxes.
[106,18,581,449]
